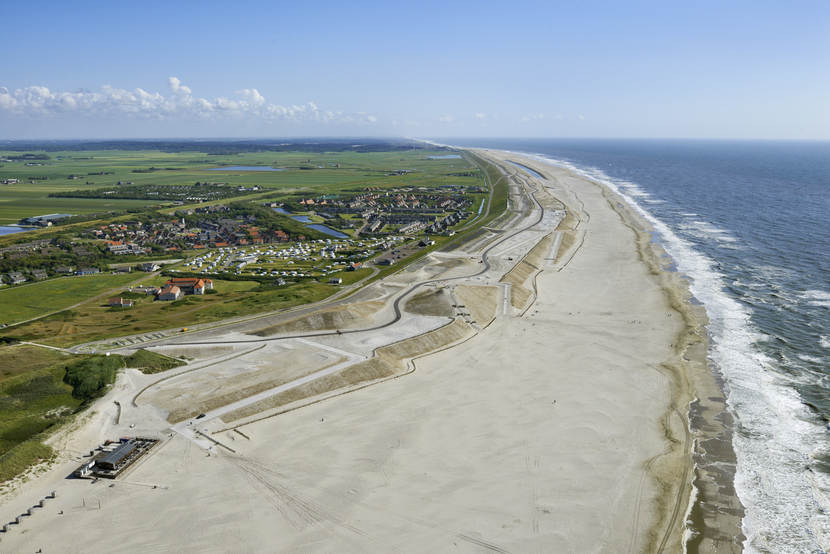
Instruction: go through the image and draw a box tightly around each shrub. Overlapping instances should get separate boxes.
[125,349,185,374]
[63,355,124,401]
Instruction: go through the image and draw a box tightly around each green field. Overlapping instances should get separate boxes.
[0,148,480,225]
[0,271,372,347]
[0,272,147,324]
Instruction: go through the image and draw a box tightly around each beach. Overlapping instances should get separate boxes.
[0,150,723,552]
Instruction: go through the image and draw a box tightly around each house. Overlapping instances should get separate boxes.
[139,262,160,272]
[116,266,132,273]
[165,277,214,295]
[376,258,396,266]
[76,267,100,276]
[108,297,133,308]
[157,285,182,301]
[31,269,48,280]
[4,272,26,285]
[346,262,362,271]
[329,277,343,285]
[55,265,75,274]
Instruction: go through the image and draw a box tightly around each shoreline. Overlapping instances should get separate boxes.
[0,148,742,552]
[509,151,746,551]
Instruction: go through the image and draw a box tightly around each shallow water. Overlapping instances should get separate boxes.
[0,226,33,236]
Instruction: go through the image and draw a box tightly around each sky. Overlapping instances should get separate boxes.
[1,0,828,140]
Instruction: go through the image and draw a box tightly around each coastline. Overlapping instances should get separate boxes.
[511,151,746,551]
[0,148,742,552]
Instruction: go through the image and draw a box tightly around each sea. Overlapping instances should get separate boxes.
[443,138,830,553]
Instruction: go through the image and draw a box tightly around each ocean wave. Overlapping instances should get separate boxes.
[820,336,830,349]
[678,220,740,243]
[802,290,830,308]
[529,154,830,553]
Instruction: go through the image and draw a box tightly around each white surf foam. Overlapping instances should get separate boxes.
[678,219,740,244]
[802,290,830,308]
[527,154,830,553]
[820,336,830,349]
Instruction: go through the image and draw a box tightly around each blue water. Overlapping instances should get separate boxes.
[445,138,830,553]
[209,165,283,171]
[272,207,348,238]
[428,154,462,159]
[0,226,33,236]
[306,224,348,238]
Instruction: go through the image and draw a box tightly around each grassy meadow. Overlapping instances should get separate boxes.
[0,345,82,483]
[1,270,372,347]
[0,272,148,324]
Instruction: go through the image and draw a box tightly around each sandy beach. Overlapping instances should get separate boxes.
[0,150,722,552]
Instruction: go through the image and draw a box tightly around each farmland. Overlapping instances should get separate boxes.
[0,146,481,225]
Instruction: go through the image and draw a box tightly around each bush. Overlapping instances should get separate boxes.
[63,355,124,401]
[125,349,185,374]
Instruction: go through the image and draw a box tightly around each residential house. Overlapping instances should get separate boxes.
[4,272,26,285]
[165,277,214,295]
[108,297,134,308]
[157,285,182,301]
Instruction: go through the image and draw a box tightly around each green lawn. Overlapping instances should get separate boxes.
[0,273,148,324]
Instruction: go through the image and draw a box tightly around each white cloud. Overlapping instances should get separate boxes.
[438,114,454,123]
[168,76,191,95]
[474,112,486,120]
[0,77,377,125]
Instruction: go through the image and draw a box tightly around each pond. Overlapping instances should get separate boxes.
[272,208,348,237]
[306,224,349,238]
[428,154,462,160]
[0,226,34,236]
[209,166,284,171]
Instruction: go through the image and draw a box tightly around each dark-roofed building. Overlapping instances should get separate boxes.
[96,440,137,470]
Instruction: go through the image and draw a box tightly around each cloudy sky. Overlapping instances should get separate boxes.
[2,0,828,140]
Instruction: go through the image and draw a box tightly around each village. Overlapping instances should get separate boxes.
[167,235,404,282]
